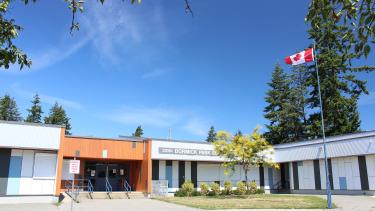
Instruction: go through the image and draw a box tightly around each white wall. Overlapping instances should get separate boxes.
[172,161,179,188]
[298,161,315,189]
[185,161,191,180]
[0,122,61,150]
[10,149,57,195]
[331,156,361,190]
[366,155,375,190]
[159,160,166,180]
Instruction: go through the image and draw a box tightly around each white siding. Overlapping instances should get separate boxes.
[289,163,294,189]
[197,163,220,186]
[159,160,166,180]
[21,150,34,178]
[185,161,191,180]
[331,156,361,190]
[172,161,178,188]
[298,161,315,189]
[16,149,57,195]
[62,159,74,180]
[33,153,57,179]
[0,122,61,150]
[366,155,375,190]
[319,160,328,189]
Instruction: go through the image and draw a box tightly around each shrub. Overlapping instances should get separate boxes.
[181,180,194,197]
[192,190,201,196]
[223,180,232,195]
[255,188,265,194]
[199,182,209,196]
[247,181,257,194]
[174,189,187,197]
[210,182,220,196]
[235,181,246,195]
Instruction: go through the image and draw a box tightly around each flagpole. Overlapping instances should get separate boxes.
[313,41,332,209]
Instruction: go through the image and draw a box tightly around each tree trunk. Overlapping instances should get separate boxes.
[245,168,248,190]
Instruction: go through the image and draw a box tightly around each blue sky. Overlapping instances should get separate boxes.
[1,1,374,141]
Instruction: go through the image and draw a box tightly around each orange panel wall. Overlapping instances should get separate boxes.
[62,136,145,160]
[55,135,152,195]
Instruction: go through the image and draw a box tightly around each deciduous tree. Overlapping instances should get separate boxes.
[213,127,278,189]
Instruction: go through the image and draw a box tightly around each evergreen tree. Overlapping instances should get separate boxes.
[289,65,310,140]
[0,95,22,121]
[234,129,243,137]
[132,125,144,137]
[263,64,292,144]
[25,94,43,123]
[44,102,71,135]
[305,2,374,137]
[206,126,216,142]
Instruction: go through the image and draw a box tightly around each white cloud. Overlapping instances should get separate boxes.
[3,1,170,72]
[182,117,210,136]
[30,38,89,71]
[359,92,375,106]
[105,105,210,137]
[141,68,171,79]
[80,1,170,66]
[11,84,84,110]
[108,106,182,128]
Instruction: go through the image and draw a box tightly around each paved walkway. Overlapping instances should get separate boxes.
[0,195,373,211]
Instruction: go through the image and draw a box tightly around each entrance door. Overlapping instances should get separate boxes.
[84,162,130,192]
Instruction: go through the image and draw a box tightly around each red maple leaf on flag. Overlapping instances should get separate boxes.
[293,53,301,61]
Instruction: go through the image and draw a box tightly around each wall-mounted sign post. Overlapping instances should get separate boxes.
[69,158,80,211]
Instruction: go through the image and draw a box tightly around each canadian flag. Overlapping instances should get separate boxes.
[285,48,314,65]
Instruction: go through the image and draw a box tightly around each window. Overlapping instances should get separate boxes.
[132,142,137,149]
[33,153,57,179]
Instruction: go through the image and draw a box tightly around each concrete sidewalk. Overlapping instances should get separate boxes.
[0,195,373,211]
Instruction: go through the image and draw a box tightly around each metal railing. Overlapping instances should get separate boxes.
[63,179,95,201]
[105,177,112,198]
[124,179,131,193]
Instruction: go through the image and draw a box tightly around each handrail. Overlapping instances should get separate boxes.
[124,179,131,193]
[88,179,94,194]
[105,177,112,194]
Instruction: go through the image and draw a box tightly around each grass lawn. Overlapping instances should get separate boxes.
[155,194,333,210]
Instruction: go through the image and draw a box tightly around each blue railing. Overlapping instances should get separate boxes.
[124,179,131,193]
[105,178,112,195]
[63,179,95,201]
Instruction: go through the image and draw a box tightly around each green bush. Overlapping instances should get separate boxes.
[223,180,232,195]
[235,181,246,195]
[255,188,265,194]
[192,190,201,196]
[210,182,220,196]
[247,181,257,194]
[181,180,194,197]
[174,189,187,197]
[199,182,209,196]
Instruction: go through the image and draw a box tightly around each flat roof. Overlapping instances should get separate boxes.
[0,120,64,128]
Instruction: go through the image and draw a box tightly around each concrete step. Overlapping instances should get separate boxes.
[66,191,147,202]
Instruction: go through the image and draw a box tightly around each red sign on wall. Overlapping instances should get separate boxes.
[69,160,80,174]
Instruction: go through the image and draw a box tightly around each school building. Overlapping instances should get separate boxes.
[0,120,374,198]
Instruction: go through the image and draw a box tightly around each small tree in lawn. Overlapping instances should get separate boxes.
[132,125,144,137]
[214,126,278,190]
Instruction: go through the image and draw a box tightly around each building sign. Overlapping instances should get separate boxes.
[151,180,168,196]
[159,147,216,156]
[69,160,80,174]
